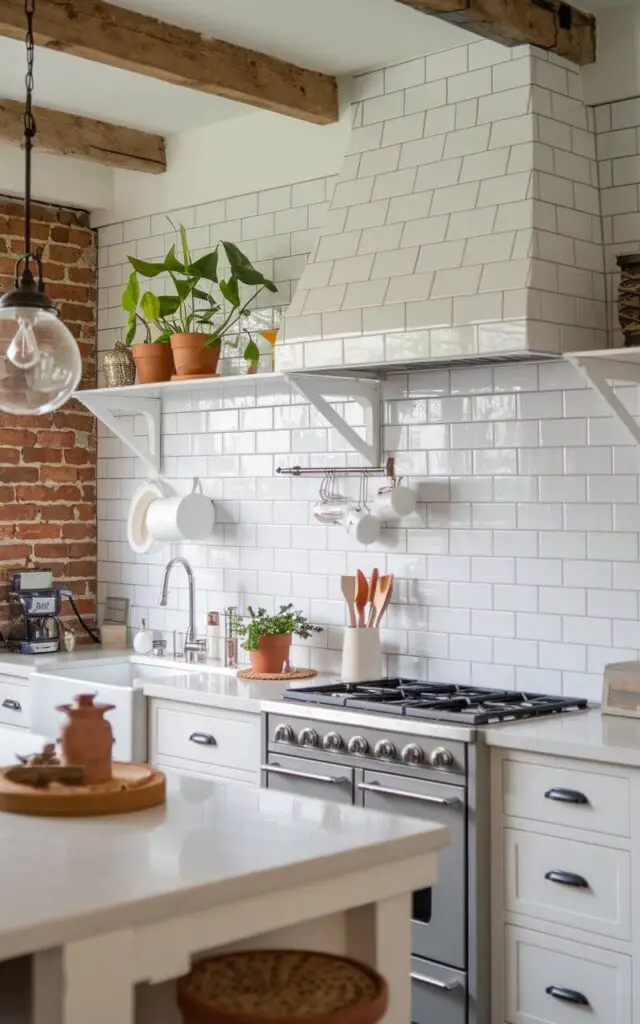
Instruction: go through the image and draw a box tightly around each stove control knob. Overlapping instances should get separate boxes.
[323,731,343,752]
[299,727,319,748]
[429,746,454,769]
[374,739,397,760]
[274,724,295,744]
[348,735,369,757]
[401,743,425,766]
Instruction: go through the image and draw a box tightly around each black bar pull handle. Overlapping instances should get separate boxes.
[545,869,589,889]
[2,698,21,711]
[189,732,216,746]
[546,985,590,1006]
[545,787,588,805]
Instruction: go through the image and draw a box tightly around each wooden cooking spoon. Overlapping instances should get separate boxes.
[355,569,369,628]
[367,567,379,627]
[341,575,357,628]
[373,574,394,628]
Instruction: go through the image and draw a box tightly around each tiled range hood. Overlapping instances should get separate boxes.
[279,41,607,372]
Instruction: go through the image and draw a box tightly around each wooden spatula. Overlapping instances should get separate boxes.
[374,574,393,628]
[367,567,379,627]
[341,575,357,628]
[355,569,369,628]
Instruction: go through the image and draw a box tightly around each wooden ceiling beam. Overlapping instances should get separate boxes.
[0,98,166,172]
[395,0,596,66]
[0,0,339,125]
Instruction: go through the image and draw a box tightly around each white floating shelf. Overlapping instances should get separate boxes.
[76,371,381,476]
[565,347,640,447]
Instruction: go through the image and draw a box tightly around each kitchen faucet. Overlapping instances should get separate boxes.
[158,556,203,662]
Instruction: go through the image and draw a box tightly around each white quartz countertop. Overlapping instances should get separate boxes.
[484,708,640,767]
[0,774,448,962]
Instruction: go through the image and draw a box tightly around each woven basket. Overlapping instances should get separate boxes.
[617,254,640,346]
[103,341,136,387]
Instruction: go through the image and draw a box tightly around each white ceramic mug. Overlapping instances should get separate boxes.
[343,506,381,545]
[147,478,215,543]
[372,484,416,522]
[341,627,382,683]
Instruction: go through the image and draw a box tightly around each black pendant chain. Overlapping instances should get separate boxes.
[23,0,36,258]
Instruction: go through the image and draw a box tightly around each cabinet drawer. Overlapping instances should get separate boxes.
[505,925,631,1024]
[503,759,630,837]
[505,829,631,941]
[154,706,259,774]
[0,678,29,729]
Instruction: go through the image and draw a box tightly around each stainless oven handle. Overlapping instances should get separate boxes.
[358,781,461,807]
[411,971,462,992]
[262,764,349,785]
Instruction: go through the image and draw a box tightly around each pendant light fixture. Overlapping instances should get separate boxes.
[0,0,82,415]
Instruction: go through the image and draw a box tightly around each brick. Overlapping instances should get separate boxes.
[34,543,69,559]
[0,504,36,521]
[40,466,79,483]
[15,523,62,540]
[23,447,63,464]
[69,542,96,558]
[0,449,19,465]
[62,522,96,540]
[36,430,76,448]
[0,544,31,562]
[0,467,36,483]
[0,428,37,446]
[67,559,96,578]
[17,485,82,503]
[64,448,93,465]
[40,506,77,522]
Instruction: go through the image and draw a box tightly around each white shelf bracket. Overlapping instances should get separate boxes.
[286,373,381,466]
[570,355,640,447]
[78,393,162,477]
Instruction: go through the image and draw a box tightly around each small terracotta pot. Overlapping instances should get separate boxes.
[57,693,115,785]
[249,633,291,675]
[131,342,174,384]
[170,334,221,377]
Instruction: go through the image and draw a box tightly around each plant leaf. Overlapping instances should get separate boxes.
[125,318,136,345]
[175,277,195,301]
[157,295,181,317]
[140,291,160,321]
[190,249,219,283]
[128,256,166,278]
[164,245,185,274]
[179,224,192,271]
[219,276,240,307]
[244,338,260,364]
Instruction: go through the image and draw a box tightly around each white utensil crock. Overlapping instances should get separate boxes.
[341,627,382,683]
[146,478,215,543]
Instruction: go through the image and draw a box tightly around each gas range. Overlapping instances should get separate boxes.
[282,677,589,726]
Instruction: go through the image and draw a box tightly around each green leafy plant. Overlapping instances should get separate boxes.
[125,222,277,355]
[237,604,323,652]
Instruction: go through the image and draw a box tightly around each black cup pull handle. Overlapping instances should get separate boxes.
[189,732,216,746]
[545,869,589,889]
[2,698,21,711]
[545,787,588,805]
[546,985,590,1006]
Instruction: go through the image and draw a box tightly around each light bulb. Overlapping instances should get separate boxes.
[0,308,82,415]
[6,312,41,369]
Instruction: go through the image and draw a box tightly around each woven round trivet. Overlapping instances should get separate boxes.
[237,667,318,682]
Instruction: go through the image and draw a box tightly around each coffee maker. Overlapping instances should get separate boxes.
[8,570,66,654]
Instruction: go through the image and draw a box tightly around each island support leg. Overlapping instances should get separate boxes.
[33,933,136,1024]
[346,892,412,1024]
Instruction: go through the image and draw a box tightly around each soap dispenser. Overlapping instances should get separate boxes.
[133,618,153,655]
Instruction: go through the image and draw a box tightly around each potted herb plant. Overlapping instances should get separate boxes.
[121,270,175,384]
[237,604,323,675]
[128,225,277,380]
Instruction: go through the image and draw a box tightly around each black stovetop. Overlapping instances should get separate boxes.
[283,678,589,725]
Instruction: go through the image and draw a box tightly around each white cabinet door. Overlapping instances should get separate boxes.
[504,829,631,941]
[0,676,29,730]
[149,699,260,784]
[505,925,632,1024]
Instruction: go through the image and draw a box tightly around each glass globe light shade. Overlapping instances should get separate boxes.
[0,306,82,415]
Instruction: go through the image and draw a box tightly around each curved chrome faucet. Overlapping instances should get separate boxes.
[159,556,201,661]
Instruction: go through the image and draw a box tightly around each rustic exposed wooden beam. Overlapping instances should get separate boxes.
[0,98,166,172]
[0,0,339,125]
[395,0,596,66]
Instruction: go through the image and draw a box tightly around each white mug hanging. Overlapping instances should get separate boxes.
[147,478,215,543]
[342,469,381,545]
[372,481,416,522]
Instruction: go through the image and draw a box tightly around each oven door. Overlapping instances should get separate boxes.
[358,769,466,970]
[262,753,354,804]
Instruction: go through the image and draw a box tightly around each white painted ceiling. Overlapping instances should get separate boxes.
[0,0,468,135]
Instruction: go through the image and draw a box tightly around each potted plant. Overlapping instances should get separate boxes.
[128,225,277,380]
[237,604,323,675]
[121,270,175,384]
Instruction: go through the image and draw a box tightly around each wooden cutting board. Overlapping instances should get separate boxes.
[0,761,166,817]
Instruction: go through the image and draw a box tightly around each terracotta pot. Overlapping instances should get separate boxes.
[131,342,174,384]
[170,334,221,377]
[56,693,115,785]
[176,949,388,1024]
[249,633,291,675]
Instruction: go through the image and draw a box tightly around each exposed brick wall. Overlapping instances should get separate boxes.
[0,198,97,641]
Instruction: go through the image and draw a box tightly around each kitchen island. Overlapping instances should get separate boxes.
[0,773,448,1024]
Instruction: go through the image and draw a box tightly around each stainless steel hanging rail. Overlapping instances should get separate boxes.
[276,456,395,479]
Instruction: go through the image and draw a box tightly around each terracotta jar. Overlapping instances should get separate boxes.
[131,342,174,384]
[249,633,291,675]
[57,693,115,785]
[170,334,221,378]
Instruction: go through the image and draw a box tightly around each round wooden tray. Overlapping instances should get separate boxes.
[0,762,166,817]
[237,668,317,682]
